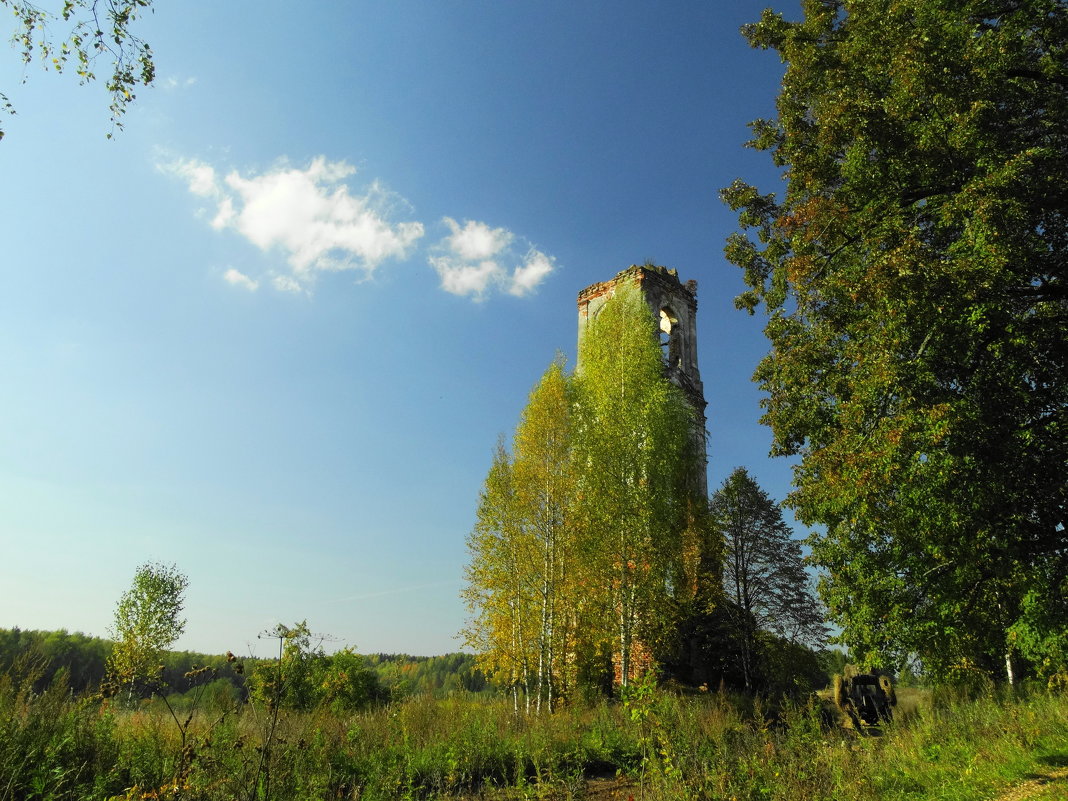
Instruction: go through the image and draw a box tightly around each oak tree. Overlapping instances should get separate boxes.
[723,0,1067,680]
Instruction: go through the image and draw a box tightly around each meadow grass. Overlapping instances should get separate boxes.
[1,668,1065,801]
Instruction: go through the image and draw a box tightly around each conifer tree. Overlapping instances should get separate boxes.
[711,468,826,689]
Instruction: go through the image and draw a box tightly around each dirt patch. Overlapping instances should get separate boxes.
[993,767,1068,801]
[454,774,639,801]
[583,775,637,800]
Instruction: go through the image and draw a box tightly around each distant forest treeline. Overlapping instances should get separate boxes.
[0,627,487,698]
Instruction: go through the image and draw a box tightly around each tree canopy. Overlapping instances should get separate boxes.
[106,561,188,692]
[572,281,702,687]
[723,0,1067,681]
[462,359,580,712]
[248,622,386,713]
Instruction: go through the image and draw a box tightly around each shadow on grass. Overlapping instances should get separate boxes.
[1037,753,1068,768]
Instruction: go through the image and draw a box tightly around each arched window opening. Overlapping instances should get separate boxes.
[660,307,681,368]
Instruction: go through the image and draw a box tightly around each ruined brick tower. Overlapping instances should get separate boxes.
[577,264,708,496]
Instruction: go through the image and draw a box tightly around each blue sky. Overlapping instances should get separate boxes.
[1,1,801,657]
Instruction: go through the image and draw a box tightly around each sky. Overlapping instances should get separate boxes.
[0,0,802,658]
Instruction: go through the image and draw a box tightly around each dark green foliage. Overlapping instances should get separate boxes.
[723,0,1068,681]
[248,623,387,713]
[711,468,827,690]
[653,598,749,690]
[757,633,830,696]
[656,601,831,696]
[160,649,255,698]
[0,627,110,694]
[819,648,849,680]
[0,626,255,700]
[0,627,488,708]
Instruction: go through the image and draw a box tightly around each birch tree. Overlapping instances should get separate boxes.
[2,0,158,140]
[462,440,537,712]
[510,358,578,711]
[573,282,699,687]
[106,561,188,697]
[464,360,584,712]
[465,286,705,698]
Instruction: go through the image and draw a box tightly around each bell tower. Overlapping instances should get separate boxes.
[577,264,708,496]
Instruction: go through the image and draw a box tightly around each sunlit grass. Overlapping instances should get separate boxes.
[1,670,1066,800]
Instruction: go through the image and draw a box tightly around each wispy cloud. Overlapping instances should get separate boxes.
[162,76,198,90]
[429,217,555,299]
[271,274,304,294]
[161,156,424,293]
[162,155,556,300]
[222,268,259,291]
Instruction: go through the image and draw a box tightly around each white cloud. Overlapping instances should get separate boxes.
[222,160,424,276]
[429,218,555,299]
[223,268,259,291]
[509,249,555,296]
[429,256,504,298]
[442,217,513,261]
[164,158,220,198]
[272,274,304,294]
[211,197,235,230]
[163,155,557,301]
[162,156,424,291]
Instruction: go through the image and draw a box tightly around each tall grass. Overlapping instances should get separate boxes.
[1,667,1065,800]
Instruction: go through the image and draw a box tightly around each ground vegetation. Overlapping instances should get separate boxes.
[1,659,1066,800]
